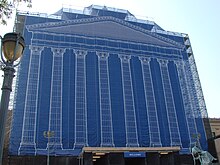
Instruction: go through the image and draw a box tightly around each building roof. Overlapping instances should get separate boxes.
[17,5,184,39]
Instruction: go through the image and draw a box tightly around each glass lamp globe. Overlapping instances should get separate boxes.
[2,32,25,62]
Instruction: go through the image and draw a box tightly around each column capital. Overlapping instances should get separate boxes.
[174,60,184,68]
[29,45,44,54]
[96,52,109,60]
[118,54,131,63]
[51,48,65,57]
[139,56,151,64]
[74,50,87,58]
[157,59,168,66]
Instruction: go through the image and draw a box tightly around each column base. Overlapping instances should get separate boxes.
[171,142,182,147]
[150,142,162,147]
[126,143,139,147]
[74,142,87,149]
[47,143,63,150]
[18,143,36,155]
[101,143,115,147]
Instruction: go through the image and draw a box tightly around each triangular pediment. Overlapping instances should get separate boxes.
[27,16,183,48]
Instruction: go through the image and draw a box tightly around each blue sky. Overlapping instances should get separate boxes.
[1,0,219,117]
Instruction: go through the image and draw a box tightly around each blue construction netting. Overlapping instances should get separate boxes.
[9,6,208,156]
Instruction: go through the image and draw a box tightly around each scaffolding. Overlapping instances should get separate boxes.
[183,35,212,141]
[183,34,208,118]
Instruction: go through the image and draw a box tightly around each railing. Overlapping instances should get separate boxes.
[17,10,61,19]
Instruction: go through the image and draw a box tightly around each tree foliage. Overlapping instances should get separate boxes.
[0,0,32,25]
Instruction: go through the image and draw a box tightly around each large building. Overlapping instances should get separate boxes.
[209,118,220,161]
[8,5,212,165]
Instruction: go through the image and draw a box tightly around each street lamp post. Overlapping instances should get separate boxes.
[0,33,25,165]
[44,131,55,165]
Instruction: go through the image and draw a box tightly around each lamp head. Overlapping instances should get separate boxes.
[2,32,25,62]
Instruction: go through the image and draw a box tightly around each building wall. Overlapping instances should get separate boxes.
[209,118,220,160]
[9,6,208,157]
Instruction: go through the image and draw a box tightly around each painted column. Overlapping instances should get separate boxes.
[139,57,162,147]
[47,48,65,150]
[74,50,88,148]
[175,60,198,147]
[19,46,44,155]
[157,59,182,146]
[96,52,114,147]
[118,54,139,147]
